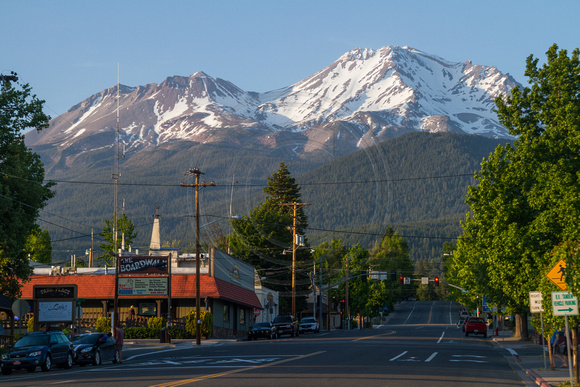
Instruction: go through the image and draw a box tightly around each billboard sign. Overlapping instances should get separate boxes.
[118,277,168,296]
[119,256,168,274]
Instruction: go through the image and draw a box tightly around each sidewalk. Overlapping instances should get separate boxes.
[493,330,572,387]
[124,338,238,348]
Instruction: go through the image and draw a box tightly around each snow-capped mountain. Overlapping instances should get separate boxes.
[26,46,519,166]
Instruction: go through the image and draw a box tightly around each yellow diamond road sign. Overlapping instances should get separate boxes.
[547,260,567,291]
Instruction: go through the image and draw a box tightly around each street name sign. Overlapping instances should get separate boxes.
[529,291,544,313]
[551,291,579,316]
[546,260,567,290]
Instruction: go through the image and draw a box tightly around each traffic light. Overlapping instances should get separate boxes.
[399,275,404,285]
[340,299,345,314]
[434,277,440,286]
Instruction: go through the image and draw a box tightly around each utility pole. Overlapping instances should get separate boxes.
[346,254,349,330]
[113,66,121,335]
[280,202,310,317]
[0,72,18,86]
[180,169,214,345]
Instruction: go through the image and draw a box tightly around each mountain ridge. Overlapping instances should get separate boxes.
[26,45,518,176]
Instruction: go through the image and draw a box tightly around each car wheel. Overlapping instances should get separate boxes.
[41,354,52,372]
[64,352,73,369]
[26,366,36,373]
[247,336,252,341]
[93,350,101,366]
[465,331,469,337]
[113,350,120,364]
[2,367,12,375]
[484,332,488,338]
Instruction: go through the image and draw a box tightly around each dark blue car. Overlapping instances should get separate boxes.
[1,331,73,375]
[72,332,119,365]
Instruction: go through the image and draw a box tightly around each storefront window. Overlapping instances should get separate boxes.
[223,304,230,323]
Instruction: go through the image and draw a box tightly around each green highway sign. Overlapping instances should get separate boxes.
[551,291,579,316]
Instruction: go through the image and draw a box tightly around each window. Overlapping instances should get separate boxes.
[223,304,230,323]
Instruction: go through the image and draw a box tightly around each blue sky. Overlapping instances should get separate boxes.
[4,0,579,118]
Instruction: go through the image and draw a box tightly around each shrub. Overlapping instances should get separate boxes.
[96,317,112,333]
[27,317,34,332]
[168,326,190,339]
[148,316,165,330]
[124,327,159,339]
[185,310,213,338]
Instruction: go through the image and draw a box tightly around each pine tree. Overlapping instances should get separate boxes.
[230,163,311,314]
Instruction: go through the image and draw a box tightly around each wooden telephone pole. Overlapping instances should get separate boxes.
[280,202,310,317]
[180,169,214,345]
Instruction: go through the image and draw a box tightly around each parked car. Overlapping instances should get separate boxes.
[247,322,277,341]
[71,332,119,365]
[272,315,299,337]
[299,317,319,334]
[464,316,487,338]
[1,331,74,375]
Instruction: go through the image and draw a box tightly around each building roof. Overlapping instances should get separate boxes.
[19,274,261,309]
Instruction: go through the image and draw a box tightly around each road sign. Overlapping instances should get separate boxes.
[11,299,29,317]
[404,277,410,285]
[482,296,491,312]
[421,277,429,285]
[547,260,567,290]
[552,291,579,316]
[529,291,544,313]
[253,308,260,317]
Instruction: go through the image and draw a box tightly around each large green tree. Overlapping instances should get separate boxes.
[448,44,580,339]
[99,213,137,265]
[25,226,52,264]
[230,162,311,314]
[0,81,54,299]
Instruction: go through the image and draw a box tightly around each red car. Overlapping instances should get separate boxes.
[464,316,487,338]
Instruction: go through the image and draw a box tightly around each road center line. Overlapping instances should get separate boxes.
[437,331,445,343]
[149,351,326,387]
[403,304,416,324]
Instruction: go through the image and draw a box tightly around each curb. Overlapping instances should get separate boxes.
[525,369,551,387]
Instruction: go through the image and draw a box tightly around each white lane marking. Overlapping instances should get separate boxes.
[425,352,438,362]
[452,355,487,358]
[506,348,518,356]
[49,381,78,385]
[437,331,445,343]
[450,359,488,363]
[389,351,408,361]
[403,304,416,324]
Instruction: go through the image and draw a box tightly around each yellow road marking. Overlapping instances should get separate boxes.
[149,351,325,387]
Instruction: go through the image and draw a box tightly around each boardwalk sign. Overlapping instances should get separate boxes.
[119,256,168,274]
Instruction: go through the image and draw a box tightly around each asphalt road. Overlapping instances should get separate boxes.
[0,301,527,386]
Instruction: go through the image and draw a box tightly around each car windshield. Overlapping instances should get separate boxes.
[253,323,271,328]
[301,318,315,323]
[15,335,50,348]
[274,316,291,323]
[72,333,102,345]
[469,318,485,323]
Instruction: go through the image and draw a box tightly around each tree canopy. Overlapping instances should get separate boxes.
[99,212,137,265]
[230,162,312,314]
[447,44,580,339]
[0,81,54,299]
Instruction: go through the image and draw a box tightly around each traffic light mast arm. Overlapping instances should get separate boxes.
[441,281,469,293]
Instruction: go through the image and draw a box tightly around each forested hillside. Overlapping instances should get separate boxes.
[299,132,510,261]
[36,132,508,265]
